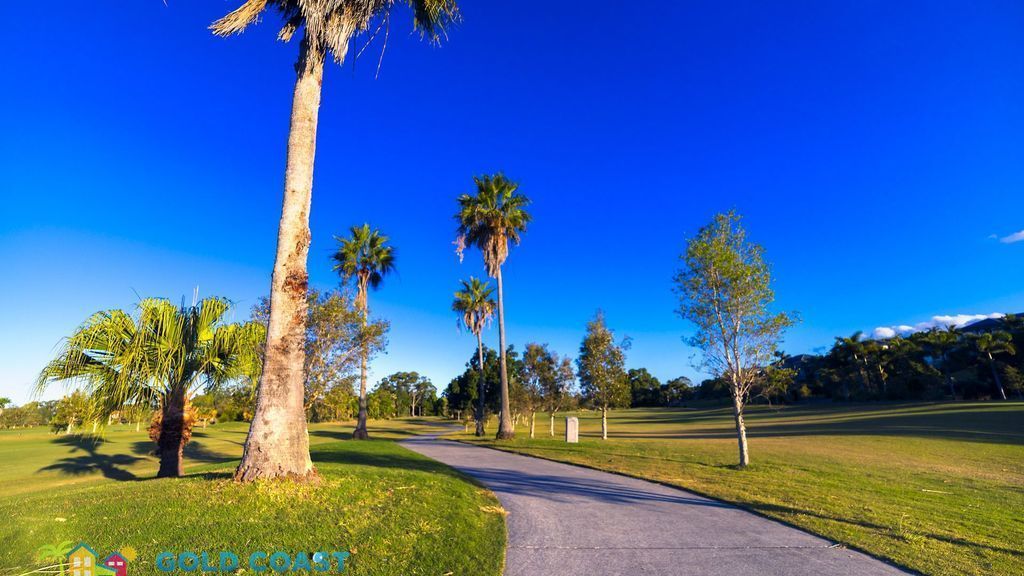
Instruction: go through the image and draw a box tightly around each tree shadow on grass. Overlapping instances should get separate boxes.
[128,439,237,465]
[310,440,477,485]
[752,502,1024,559]
[592,403,1024,446]
[39,435,141,481]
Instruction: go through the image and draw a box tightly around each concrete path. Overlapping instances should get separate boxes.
[401,432,911,576]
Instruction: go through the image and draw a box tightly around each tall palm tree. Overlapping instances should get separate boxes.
[332,224,396,439]
[833,331,872,399]
[922,326,960,398]
[37,298,264,478]
[455,174,531,439]
[212,0,458,480]
[452,277,496,436]
[970,331,1016,400]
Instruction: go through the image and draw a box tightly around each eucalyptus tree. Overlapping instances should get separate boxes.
[333,224,396,439]
[968,331,1016,400]
[452,277,496,435]
[455,174,531,439]
[577,312,630,440]
[37,298,264,478]
[549,355,575,436]
[212,0,458,480]
[522,343,554,438]
[674,211,795,467]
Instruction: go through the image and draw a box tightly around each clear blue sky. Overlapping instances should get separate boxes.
[2,1,1022,404]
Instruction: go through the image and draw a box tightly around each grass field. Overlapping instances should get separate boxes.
[0,419,505,576]
[460,402,1024,576]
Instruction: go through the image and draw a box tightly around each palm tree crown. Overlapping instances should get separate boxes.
[455,173,531,277]
[332,224,396,312]
[212,0,459,62]
[452,277,496,336]
[37,297,264,416]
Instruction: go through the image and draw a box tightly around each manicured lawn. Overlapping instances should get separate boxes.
[460,402,1024,576]
[0,419,505,576]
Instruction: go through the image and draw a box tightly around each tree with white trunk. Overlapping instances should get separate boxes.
[673,211,795,468]
[576,312,630,440]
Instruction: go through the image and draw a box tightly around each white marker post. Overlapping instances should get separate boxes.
[565,416,579,443]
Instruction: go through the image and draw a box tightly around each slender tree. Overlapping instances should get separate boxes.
[37,298,264,477]
[833,332,872,399]
[213,0,458,481]
[455,174,531,439]
[332,224,396,439]
[969,331,1016,400]
[452,277,496,436]
[577,312,630,440]
[922,326,960,398]
[674,211,795,467]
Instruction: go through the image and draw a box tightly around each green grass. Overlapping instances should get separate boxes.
[459,402,1024,576]
[0,419,505,576]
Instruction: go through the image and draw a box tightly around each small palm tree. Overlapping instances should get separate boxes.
[970,331,1016,400]
[452,277,496,436]
[455,174,531,439]
[37,298,264,477]
[212,0,458,481]
[922,326,960,398]
[332,224,396,439]
[37,541,73,576]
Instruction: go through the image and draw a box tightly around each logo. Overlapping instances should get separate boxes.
[34,542,134,576]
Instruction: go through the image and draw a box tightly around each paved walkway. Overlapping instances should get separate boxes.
[401,432,910,576]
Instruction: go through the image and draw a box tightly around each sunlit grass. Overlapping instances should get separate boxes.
[460,402,1024,576]
[0,419,505,576]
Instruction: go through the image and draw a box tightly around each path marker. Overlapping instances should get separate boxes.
[566,417,579,443]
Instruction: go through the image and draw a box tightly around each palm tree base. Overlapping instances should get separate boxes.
[495,429,515,440]
[234,464,319,483]
[352,426,370,440]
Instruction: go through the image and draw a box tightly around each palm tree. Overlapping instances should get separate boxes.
[922,326,960,398]
[455,174,531,439]
[212,0,458,480]
[37,298,264,478]
[36,541,73,576]
[833,331,872,399]
[332,224,396,439]
[970,331,1016,400]
[452,277,496,436]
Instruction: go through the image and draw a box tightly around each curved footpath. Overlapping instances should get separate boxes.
[401,431,911,576]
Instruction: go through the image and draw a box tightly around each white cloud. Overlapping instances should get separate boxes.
[871,313,1005,339]
[1000,230,1024,244]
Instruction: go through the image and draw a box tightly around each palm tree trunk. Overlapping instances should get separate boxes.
[475,331,486,436]
[354,307,370,439]
[234,36,323,482]
[989,354,1007,400]
[732,392,750,468]
[601,405,608,440]
[550,412,555,436]
[495,268,514,439]
[157,387,188,478]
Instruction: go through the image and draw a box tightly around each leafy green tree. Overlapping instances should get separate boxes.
[49,391,92,435]
[832,332,873,400]
[577,311,630,440]
[627,368,661,407]
[920,326,961,398]
[968,331,1016,400]
[332,224,396,440]
[455,173,531,439]
[214,0,458,482]
[254,288,387,418]
[661,376,694,405]
[38,298,264,477]
[0,397,10,417]
[452,277,496,435]
[674,211,795,467]
[523,343,561,438]
[546,355,575,436]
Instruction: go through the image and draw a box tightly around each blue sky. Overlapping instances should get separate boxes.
[1,1,1022,404]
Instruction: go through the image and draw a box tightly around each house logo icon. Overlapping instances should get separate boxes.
[67,542,132,576]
